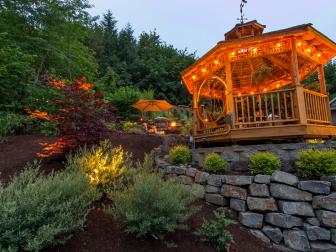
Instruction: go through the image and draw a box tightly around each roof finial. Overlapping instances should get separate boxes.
[238,0,248,24]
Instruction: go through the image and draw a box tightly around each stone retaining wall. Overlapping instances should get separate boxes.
[192,142,336,172]
[156,158,336,252]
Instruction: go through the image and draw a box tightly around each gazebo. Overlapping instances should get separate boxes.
[181,21,336,143]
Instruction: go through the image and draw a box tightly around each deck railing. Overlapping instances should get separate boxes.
[233,88,298,128]
[303,89,331,124]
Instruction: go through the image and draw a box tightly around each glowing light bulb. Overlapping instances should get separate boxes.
[276,84,280,88]
[253,48,258,53]
[317,53,322,57]
[307,48,311,53]
[250,91,254,95]
[192,75,196,80]
[214,60,219,65]
[231,52,235,56]
[202,68,206,73]
[238,93,241,96]
[263,88,267,92]
[276,43,281,48]
[297,42,302,46]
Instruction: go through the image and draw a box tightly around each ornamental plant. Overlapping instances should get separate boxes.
[194,211,235,252]
[204,153,228,174]
[0,161,99,252]
[26,77,115,156]
[248,152,280,175]
[108,172,197,243]
[67,140,131,192]
[296,149,336,178]
[168,145,191,165]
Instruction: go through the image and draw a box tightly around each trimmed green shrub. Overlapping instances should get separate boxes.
[107,173,197,242]
[194,211,235,252]
[168,145,191,165]
[67,140,131,191]
[249,152,280,175]
[296,149,336,178]
[204,153,228,174]
[0,161,99,252]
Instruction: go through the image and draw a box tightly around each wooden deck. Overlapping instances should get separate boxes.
[194,124,336,143]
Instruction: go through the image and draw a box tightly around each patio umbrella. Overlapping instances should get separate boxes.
[132,99,174,112]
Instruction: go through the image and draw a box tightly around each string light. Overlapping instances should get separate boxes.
[231,52,235,56]
[250,91,254,95]
[317,53,322,57]
[192,75,196,80]
[202,68,207,73]
[253,48,258,53]
[263,88,267,92]
[276,84,280,88]
[238,93,241,96]
[307,48,311,53]
[276,43,281,48]
[214,60,219,65]
[297,42,302,46]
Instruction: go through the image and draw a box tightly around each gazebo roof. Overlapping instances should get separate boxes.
[182,21,336,95]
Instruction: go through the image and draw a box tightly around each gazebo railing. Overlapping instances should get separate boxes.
[303,89,331,124]
[233,88,298,128]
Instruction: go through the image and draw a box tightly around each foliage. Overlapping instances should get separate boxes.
[67,140,131,191]
[107,86,154,120]
[0,112,33,137]
[168,145,191,165]
[122,121,144,134]
[249,152,280,175]
[26,77,115,156]
[296,149,336,178]
[0,161,99,252]
[0,33,35,111]
[194,211,235,252]
[107,172,197,242]
[253,65,273,83]
[204,153,228,174]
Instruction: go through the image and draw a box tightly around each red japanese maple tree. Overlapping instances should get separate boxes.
[26,77,115,157]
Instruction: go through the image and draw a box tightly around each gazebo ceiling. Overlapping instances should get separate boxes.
[182,22,336,95]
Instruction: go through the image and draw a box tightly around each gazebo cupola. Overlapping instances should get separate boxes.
[225,20,266,40]
[181,21,336,143]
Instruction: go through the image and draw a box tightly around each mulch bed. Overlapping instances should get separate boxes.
[0,133,278,252]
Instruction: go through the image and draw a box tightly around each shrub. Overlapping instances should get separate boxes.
[107,86,154,120]
[0,161,99,252]
[122,121,144,134]
[0,112,33,137]
[194,211,235,252]
[26,77,115,156]
[67,140,131,191]
[249,152,280,175]
[168,145,190,165]
[204,153,228,174]
[296,149,336,178]
[107,173,197,242]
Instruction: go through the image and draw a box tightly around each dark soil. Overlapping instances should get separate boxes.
[0,134,278,252]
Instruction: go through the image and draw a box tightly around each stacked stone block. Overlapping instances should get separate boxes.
[156,158,336,252]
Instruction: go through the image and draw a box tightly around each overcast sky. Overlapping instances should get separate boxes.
[89,0,336,57]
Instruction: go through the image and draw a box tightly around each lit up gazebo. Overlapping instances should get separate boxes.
[181,21,336,143]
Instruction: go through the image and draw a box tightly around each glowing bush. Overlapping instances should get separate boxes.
[168,145,190,165]
[67,140,131,190]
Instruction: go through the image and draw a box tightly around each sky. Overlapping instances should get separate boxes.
[89,0,336,57]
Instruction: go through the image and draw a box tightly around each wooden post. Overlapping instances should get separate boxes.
[317,64,327,94]
[290,37,307,125]
[192,83,198,136]
[224,51,235,127]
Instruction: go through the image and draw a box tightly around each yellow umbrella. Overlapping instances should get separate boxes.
[132,99,174,112]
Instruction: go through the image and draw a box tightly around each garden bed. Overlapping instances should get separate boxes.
[0,133,278,252]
